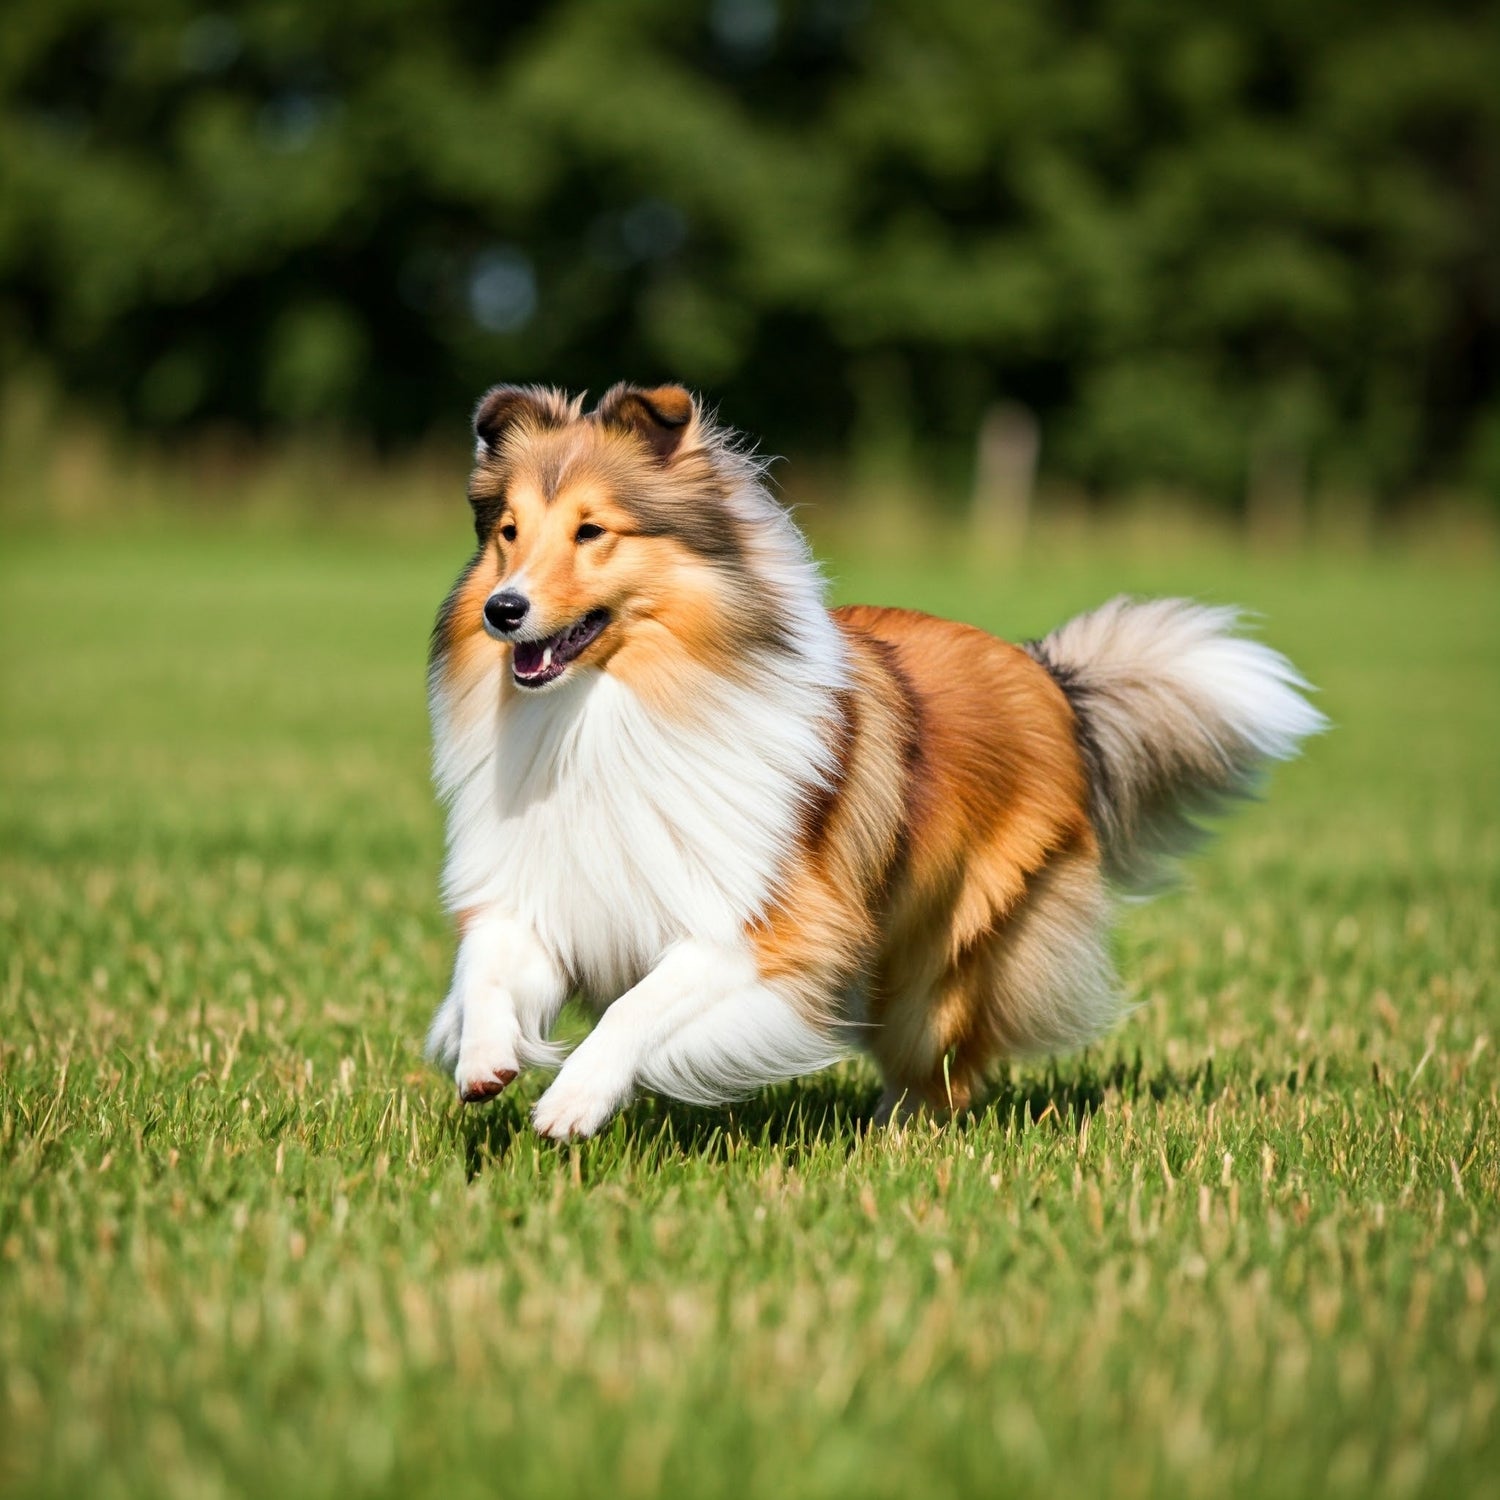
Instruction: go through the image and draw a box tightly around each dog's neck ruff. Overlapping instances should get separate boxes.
[433,497,847,1000]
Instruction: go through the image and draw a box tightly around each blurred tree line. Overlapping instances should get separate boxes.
[2,0,1498,506]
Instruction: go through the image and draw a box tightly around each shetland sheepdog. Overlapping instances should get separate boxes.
[425,383,1325,1139]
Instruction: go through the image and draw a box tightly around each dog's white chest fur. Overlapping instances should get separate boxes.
[435,663,839,1000]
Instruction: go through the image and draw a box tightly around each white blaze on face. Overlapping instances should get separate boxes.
[500,566,531,610]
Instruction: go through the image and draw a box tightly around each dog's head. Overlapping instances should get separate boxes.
[452,383,776,695]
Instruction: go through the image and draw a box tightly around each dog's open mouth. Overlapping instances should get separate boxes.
[511,608,610,688]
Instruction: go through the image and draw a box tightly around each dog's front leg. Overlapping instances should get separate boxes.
[532,940,844,1140]
[426,912,567,1103]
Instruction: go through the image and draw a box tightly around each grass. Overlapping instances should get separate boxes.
[1,510,1497,1500]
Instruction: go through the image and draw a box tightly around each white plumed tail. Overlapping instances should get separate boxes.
[1025,597,1328,893]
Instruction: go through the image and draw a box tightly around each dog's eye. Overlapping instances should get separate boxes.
[575,523,604,543]
[499,522,517,542]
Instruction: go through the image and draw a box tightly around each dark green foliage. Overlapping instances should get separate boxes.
[2,0,1498,500]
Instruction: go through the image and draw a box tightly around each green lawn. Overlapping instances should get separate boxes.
[2,517,1497,1500]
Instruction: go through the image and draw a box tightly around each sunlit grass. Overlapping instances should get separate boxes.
[2,518,1497,1500]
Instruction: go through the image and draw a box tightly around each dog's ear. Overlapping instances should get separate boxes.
[467,386,556,541]
[594,383,697,463]
[472,384,565,456]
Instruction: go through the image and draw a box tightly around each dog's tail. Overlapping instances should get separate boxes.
[1025,597,1327,893]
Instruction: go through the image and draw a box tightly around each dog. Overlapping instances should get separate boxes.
[424,383,1325,1139]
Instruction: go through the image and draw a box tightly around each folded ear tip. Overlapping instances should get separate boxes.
[592,382,698,462]
[474,384,574,450]
[641,385,695,427]
[473,385,524,447]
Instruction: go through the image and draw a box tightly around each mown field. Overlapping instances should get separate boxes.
[1,512,1497,1500]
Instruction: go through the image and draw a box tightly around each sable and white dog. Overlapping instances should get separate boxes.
[425,383,1325,1139]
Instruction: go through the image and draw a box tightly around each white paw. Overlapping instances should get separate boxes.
[532,1049,634,1140]
[455,1022,522,1105]
[456,1052,519,1104]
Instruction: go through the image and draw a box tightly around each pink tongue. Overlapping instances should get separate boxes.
[513,641,547,676]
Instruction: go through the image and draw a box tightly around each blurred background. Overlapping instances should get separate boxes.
[2,0,1499,531]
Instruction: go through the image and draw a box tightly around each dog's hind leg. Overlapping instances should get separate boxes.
[531,939,845,1139]
[871,847,1117,1122]
[866,975,984,1126]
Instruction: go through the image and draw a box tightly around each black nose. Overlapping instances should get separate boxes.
[484,591,529,634]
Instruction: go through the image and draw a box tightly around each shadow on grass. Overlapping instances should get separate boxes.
[455,1094,530,1179]
[453,1071,883,1178]
[977,1049,1231,1132]
[453,1049,1231,1177]
[642,1072,883,1161]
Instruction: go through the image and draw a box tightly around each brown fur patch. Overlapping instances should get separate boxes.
[751,604,1107,1104]
[748,632,910,1022]
[430,546,503,689]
